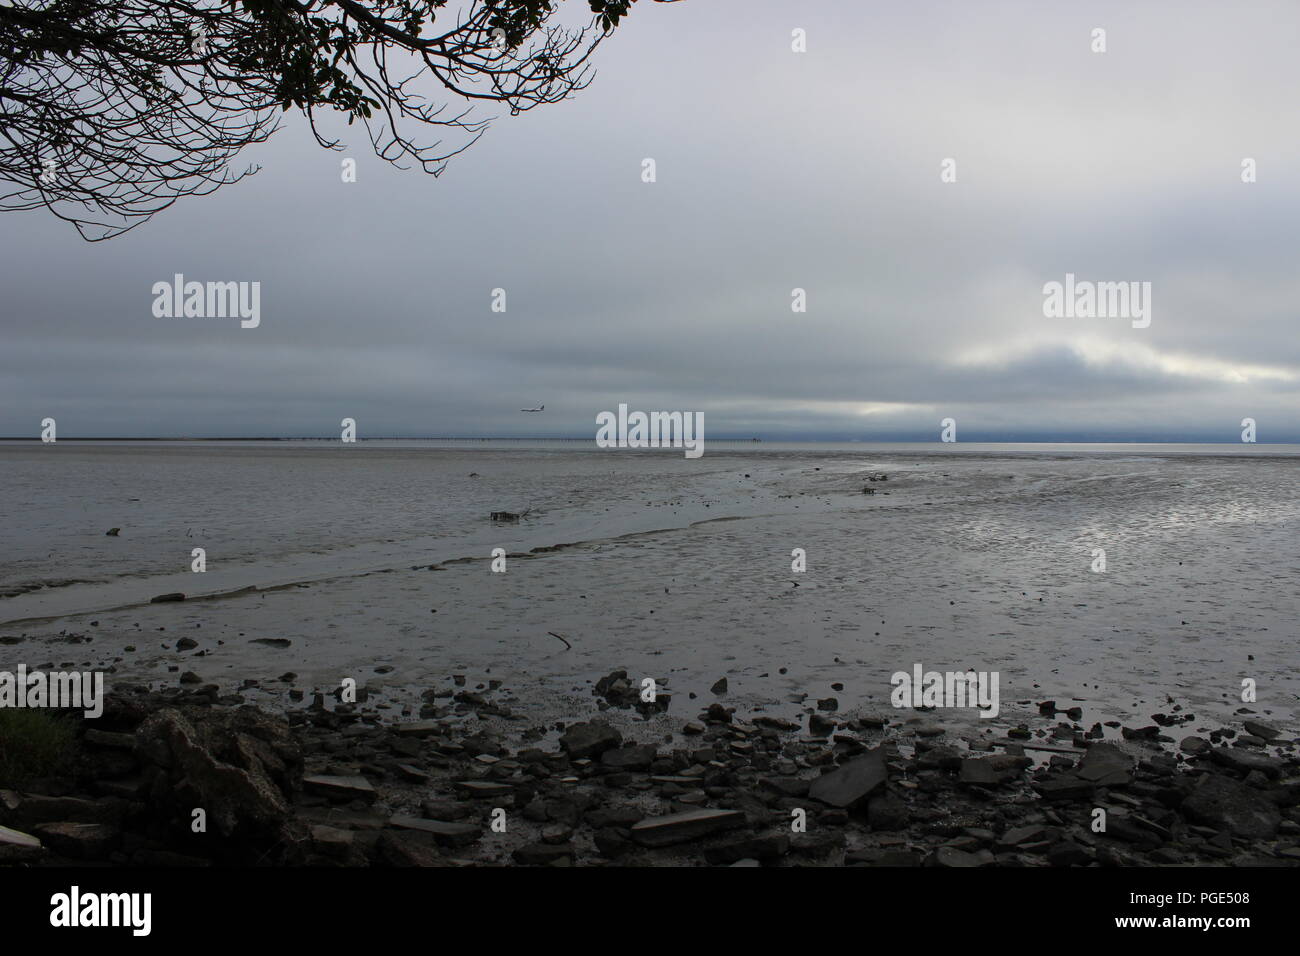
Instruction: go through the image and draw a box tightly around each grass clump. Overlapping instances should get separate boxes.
[0,709,76,787]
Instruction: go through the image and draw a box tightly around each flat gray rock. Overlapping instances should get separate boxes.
[396,721,440,737]
[959,758,999,787]
[1182,774,1281,839]
[1243,720,1281,741]
[930,846,982,867]
[1208,747,1284,778]
[630,808,746,847]
[302,774,377,803]
[454,780,514,796]
[1031,775,1094,801]
[808,748,887,808]
[997,825,1048,847]
[388,815,481,848]
[1077,742,1134,785]
[559,721,623,760]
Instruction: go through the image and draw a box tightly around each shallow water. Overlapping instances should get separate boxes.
[1,442,1297,746]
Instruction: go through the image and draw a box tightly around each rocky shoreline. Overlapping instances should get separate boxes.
[2,668,1298,867]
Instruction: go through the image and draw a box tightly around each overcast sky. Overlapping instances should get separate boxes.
[3,0,1299,441]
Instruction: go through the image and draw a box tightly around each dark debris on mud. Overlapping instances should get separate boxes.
[2,670,1298,868]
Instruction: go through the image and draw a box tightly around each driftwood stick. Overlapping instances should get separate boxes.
[546,631,572,651]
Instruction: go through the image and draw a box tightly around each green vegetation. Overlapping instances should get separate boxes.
[0,709,75,787]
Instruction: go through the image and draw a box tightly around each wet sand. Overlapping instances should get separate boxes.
[3,445,1296,746]
[3,444,1298,866]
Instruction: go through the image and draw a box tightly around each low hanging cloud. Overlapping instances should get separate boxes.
[3,0,1299,441]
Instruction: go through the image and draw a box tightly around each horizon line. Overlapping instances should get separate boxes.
[3,436,1297,445]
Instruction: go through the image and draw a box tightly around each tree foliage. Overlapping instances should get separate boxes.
[0,0,677,239]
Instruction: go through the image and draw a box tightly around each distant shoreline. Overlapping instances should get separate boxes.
[3,437,1299,445]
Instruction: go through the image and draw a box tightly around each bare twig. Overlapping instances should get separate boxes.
[0,0,681,239]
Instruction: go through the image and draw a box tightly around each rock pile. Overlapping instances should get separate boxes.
[2,678,1297,867]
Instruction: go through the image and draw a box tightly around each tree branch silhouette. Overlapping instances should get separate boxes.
[0,0,681,240]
